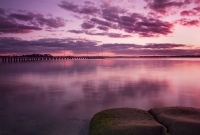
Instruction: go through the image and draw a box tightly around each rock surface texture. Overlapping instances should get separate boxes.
[89,107,200,135]
[89,108,167,135]
[149,107,200,135]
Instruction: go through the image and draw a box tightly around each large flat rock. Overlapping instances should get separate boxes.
[89,108,167,135]
[149,106,200,135]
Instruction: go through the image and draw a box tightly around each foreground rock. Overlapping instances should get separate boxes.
[89,108,167,135]
[149,106,200,135]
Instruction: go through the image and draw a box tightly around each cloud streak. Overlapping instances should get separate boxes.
[0,37,99,54]
[68,29,132,38]
[0,37,198,56]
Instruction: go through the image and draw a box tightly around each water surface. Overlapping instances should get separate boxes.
[1,58,200,135]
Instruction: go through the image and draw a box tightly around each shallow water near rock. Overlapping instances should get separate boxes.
[1,58,200,135]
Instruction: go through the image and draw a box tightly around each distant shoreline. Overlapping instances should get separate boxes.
[105,55,200,58]
[1,55,200,58]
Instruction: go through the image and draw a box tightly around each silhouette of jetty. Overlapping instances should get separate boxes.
[21,54,53,57]
[0,54,105,63]
[1,54,200,63]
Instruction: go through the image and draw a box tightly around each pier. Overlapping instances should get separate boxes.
[0,56,105,63]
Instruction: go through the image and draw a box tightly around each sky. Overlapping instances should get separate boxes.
[0,0,200,56]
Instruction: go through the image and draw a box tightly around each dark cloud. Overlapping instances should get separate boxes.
[0,9,41,33]
[37,17,66,28]
[145,0,187,14]
[58,1,79,13]
[58,1,173,37]
[84,1,95,5]
[119,15,138,25]
[81,22,95,29]
[0,37,99,55]
[90,18,111,27]
[102,12,119,22]
[87,12,173,37]
[0,16,42,33]
[97,26,109,31]
[59,1,99,15]
[178,18,199,26]
[68,30,84,34]
[0,37,198,56]
[145,43,187,48]
[101,5,124,22]
[101,43,194,55]
[0,8,5,15]
[70,13,173,37]
[107,33,132,38]
[101,43,188,50]
[101,5,127,14]
[0,10,66,34]
[81,6,99,14]
[118,13,174,37]
[9,13,34,21]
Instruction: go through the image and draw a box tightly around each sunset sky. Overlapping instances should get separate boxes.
[0,0,200,56]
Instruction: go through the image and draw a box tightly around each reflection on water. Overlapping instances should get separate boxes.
[1,58,200,135]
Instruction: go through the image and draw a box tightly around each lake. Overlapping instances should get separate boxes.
[0,58,200,135]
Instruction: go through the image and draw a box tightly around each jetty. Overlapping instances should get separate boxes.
[0,56,105,63]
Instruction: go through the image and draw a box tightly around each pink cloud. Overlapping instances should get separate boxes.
[180,10,196,16]
[179,18,199,26]
[180,6,200,16]
[193,6,200,12]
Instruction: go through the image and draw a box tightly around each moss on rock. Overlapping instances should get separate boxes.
[89,108,167,135]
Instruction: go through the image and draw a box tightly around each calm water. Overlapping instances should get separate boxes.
[1,58,200,135]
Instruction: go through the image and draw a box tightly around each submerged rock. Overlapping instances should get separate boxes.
[89,108,167,135]
[149,106,200,135]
